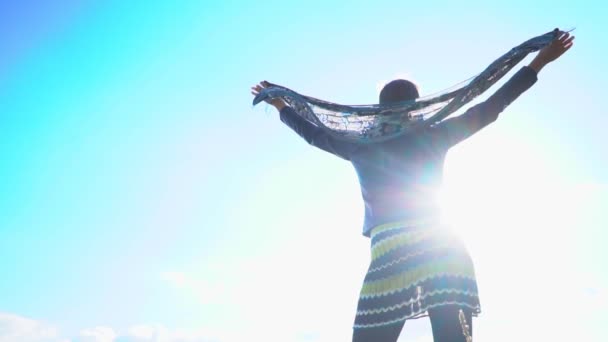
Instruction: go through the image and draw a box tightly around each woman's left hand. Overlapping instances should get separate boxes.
[251,81,287,111]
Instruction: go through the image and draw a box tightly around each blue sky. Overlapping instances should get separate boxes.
[0,1,606,341]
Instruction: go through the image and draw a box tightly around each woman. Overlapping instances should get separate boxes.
[251,31,574,342]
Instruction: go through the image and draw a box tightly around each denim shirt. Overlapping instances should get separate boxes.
[280,67,538,236]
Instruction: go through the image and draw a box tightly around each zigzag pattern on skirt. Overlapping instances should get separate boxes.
[354,220,481,329]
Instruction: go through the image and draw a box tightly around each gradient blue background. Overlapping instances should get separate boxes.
[1,1,606,341]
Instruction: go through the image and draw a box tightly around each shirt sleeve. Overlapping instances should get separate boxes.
[279,106,358,160]
[433,66,538,148]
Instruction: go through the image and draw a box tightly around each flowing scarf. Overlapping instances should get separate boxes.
[253,30,559,143]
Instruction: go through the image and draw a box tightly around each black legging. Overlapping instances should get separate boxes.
[352,306,473,342]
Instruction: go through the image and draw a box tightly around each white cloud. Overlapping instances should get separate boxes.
[78,326,117,342]
[0,312,65,342]
[128,325,158,340]
[126,324,219,342]
[0,313,222,342]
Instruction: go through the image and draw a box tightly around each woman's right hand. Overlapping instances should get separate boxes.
[529,29,575,73]
[251,80,287,111]
[538,30,575,63]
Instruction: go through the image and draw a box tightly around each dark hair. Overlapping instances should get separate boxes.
[379,79,419,104]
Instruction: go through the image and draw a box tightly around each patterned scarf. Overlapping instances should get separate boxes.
[253,30,559,143]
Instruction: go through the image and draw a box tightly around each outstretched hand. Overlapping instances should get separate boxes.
[529,29,575,73]
[251,80,287,111]
[539,30,575,63]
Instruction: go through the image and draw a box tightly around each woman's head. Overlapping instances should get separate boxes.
[379,79,419,104]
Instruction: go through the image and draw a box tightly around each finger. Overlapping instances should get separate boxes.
[563,36,575,48]
[563,36,575,44]
[559,37,575,50]
[553,30,567,41]
[555,34,567,44]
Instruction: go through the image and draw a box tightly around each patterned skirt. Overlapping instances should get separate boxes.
[353,219,481,329]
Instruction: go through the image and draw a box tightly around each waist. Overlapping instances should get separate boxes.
[362,208,440,237]
[369,217,441,238]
